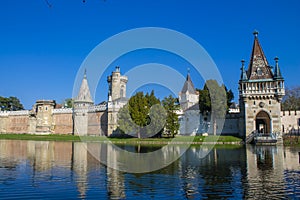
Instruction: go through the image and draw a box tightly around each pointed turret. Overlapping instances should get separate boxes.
[240,59,248,81]
[75,69,93,104]
[247,31,273,80]
[179,69,199,111]
[273,56,283,80]
[181,70,197,94]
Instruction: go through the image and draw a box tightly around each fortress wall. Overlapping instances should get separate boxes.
[88,111,107,136]
[0,115,8,133]
[281,110,300,133]
[53,112,73,134]
[7,114,29,134]
[220,113,240,136]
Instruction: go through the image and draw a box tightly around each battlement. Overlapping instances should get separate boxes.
[53,108,73,114]
[0,110,29,116]
[281,110,300,117]
[93,105,107,112]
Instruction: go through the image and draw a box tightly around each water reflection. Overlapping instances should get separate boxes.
[0,140,299,199]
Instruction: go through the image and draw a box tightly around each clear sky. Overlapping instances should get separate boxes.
[1,0,299,109]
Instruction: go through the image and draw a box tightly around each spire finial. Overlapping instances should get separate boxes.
[274,56,282,79]
[84,69,87,79]
[240,59,248,81]
[253,30,259,38]
[241,59,245,67]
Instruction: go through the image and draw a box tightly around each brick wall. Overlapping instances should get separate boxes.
[53,113,73,134]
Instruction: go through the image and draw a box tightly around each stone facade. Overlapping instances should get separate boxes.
[281,110,300,134]
[238,32,285,139]
[107,67,128,136]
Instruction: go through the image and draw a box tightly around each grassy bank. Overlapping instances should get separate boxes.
[283,135,300,146]
[0,134,243,144]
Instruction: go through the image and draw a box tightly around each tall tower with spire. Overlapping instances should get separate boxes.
[178,70,199,111]
[239,31,285,140]
[178,70,200,135]
[74,70,94,136]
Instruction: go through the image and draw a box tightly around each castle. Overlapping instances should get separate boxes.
[0,32,299,140]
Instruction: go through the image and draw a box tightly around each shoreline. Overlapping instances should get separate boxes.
[0,133,243,145]
[1,133,299,146]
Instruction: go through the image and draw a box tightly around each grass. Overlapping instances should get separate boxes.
[283,135,300,146]
[0,133,243,144]
[0,134,82,141]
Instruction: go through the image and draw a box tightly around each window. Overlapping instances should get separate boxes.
[269,100,271,105]
[257,67,262,76]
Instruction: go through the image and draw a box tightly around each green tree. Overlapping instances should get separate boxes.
[198,80,227,135]
[118,90,164,138]
[62,98,74,108]
[162,95,180,137]
[225,86,234,109]
[281,86,300,111]
[0,96,24,111]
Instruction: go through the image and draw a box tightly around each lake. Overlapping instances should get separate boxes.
[0,140,299,199]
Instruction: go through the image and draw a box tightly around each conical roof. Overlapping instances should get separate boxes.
[181,73,197,94]
[274,57,283,80]
[75,70,93,103]
[247,31,273,80]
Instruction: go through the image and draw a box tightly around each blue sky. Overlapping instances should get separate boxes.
[0,0,299,109]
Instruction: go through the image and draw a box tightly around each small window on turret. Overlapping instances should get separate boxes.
[269,100,271,105]
[257,67,262,76]
[45,106,48,111]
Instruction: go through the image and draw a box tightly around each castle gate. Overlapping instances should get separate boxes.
[255,111,271,134]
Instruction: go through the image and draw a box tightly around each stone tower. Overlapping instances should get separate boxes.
[178,71,199,111]
[239,31,285,139]
[74,70,94,136]
[107,67,128,136]
[178,72,200,135]
[35,100,56,134]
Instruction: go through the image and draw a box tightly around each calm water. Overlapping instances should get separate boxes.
[0,140,299,199]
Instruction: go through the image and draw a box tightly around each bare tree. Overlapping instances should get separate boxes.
[281,86,300,111]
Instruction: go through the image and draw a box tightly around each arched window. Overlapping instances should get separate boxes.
[257,67,262,76]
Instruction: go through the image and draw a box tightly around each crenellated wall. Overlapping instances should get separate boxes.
[0,103,107,135]
[0,111,30,134]
[52,111,73,135]
[281,110,300,134]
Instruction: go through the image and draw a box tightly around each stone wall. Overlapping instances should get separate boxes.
[0,106,107,136]
[221,114,240,136]
[53,112,73,134]
[88,111,107,136]
[281,110,300,134]
[0,111,30,134]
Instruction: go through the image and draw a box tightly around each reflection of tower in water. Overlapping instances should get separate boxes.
[72,142,126,199]
[246,145,285,198]
[73,142,88,199]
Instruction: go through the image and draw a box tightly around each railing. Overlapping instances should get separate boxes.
[246,130,257,143]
